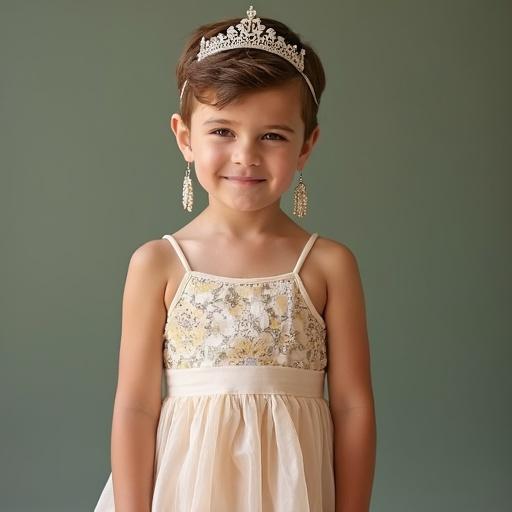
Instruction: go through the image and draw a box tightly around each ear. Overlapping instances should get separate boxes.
[297,125,320,170]
[170,113,194,161]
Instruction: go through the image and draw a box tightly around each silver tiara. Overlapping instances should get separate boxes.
[179,5,319,106]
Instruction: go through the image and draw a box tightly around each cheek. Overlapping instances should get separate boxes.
[270,149,299,180]
[271,143,301,168]
[279,168,296,191]
[194,143,227,173]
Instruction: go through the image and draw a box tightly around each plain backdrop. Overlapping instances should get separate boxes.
[1,0,510,511]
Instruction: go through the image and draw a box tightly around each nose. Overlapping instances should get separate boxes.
[231,139,261,167]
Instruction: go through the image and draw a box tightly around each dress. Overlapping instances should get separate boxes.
[94,232,335,511]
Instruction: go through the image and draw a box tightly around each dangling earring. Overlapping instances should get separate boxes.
[293,170,308,217]
[182,161,194,212]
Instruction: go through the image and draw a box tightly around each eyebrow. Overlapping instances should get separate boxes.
[203,117,296,134]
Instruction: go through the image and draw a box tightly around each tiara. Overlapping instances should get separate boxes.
[179,5,319,106]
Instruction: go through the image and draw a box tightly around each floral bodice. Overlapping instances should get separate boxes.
[161,233,327,371]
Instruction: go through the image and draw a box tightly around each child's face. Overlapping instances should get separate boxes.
[171,79,320,213]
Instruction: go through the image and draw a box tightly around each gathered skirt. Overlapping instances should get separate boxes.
[94,365,335,511]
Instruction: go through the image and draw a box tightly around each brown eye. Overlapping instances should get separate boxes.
[211,128,232,137]
[263,133,285,141]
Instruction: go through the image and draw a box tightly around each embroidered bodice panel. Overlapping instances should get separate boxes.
[161,233,327,371]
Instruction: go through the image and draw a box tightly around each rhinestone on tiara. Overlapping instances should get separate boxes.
[179,5,319,106]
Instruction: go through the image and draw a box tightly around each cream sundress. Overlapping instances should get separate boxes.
[94,232,335,512]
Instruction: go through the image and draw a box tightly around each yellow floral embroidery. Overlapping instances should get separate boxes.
[163,275,326,371]
[274,293,288,316]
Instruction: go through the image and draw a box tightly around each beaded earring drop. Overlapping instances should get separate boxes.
[292,170,308,217]
[182,161,194,212]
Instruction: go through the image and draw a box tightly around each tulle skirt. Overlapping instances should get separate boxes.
[94,365,335,511]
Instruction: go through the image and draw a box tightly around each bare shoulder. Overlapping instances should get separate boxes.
[121,239,171,340]
[126,237,182,282]
[129,237,171,270]
[129,236,188,310]
[315,235,361,287]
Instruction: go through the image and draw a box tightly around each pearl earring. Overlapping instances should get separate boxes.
[182,161,193,212]
[292,170,308,217]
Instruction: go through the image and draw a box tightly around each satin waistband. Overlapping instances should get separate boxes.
[165,365,325,398]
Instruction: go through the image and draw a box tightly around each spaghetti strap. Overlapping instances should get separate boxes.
[162,234,192,272]
[162,232,318,276]
[292,232,319,274]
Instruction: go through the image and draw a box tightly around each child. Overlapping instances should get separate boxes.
[95,5,376,511]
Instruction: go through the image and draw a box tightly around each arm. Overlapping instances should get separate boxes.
[324,243,376,512]
[110,241,168,512]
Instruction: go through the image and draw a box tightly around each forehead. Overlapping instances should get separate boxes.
[191,80,304,127]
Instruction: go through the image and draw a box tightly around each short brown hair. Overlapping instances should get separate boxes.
[175,16,326,143]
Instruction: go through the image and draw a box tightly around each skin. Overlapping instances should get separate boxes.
[109,78,376,512]
[172,79,320,237]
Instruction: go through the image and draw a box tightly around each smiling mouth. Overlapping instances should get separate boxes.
[223,177,266,182]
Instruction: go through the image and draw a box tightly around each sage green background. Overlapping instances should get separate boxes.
[1,0,510,511]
